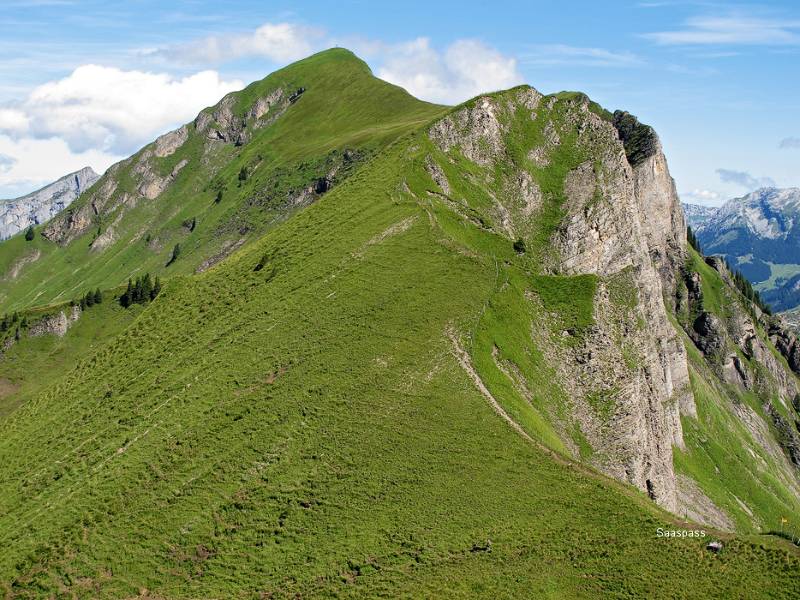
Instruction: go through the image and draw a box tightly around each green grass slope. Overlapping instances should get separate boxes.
[0,123,798,598]
[0,49,446,313]
[674,248,800,531]
[0,296,137,420]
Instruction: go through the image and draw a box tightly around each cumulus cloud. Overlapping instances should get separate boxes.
[0,134,120,199]
[681,188,722,205]
[779,137,800,149]
[0,108,29,133]
[145,21,522,106]
[376,38,523,104]
[0,65,242,154]
[1,21,523,194]
[716,168,776,190]
[148,22,324,64]
[643,15,800,46]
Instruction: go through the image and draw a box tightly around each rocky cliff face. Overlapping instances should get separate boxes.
[424,88,800,525]
[426,90,694,512]
[0,167,98,239]
[41,87,294,247]
[27,305,81,338]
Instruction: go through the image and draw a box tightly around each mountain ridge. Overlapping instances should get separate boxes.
[0,49,447,312]
[0,48,798,597]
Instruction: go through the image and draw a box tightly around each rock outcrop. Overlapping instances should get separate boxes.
[0,167,98,239]
[41,86,294,247]
[27,306,81,338]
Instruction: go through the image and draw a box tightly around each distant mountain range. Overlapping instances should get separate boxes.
[683,203,717,230]
[684,187,800,311]
[0,167,99,239]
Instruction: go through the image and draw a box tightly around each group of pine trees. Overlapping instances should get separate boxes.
[687,226,772,315]
[76,289,103,310]
[0,312,26,332]
[119,273,162,308]
[725,260,772,315]
[686,225,701,253]
[1,312,26,342]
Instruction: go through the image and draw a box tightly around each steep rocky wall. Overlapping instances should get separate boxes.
[27,306,81,338]
[428,90,693,511]
[427,87,800,526]
[545,101,691,511]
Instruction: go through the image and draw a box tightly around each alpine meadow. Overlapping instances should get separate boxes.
[0,46,799,598]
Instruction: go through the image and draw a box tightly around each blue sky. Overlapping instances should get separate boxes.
[0,0,798,206]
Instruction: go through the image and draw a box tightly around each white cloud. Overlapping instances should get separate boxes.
[147,22,521,106]
[0,21,524,195]
[643,15,800,46]
[520,45,642,68]
[0,65,243,155]
[148,22,324,65]
[681,188,722,206]
[0,108,29,133]
[377,38,523,104]
[780,137,800,149]
[716,168,776,190]
[0,134,120,199]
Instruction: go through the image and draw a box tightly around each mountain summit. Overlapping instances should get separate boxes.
[0,49,798,597]
[0,49,445,311]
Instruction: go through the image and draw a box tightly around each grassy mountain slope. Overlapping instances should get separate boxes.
[1,94,799,598]
[0,51,799,597]
[0,49,445,313]
[673,248,800,529]
[0,296,136,420]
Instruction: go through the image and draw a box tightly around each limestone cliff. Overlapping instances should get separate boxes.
[424,87,800,527]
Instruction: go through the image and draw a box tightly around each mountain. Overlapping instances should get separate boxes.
[683,202,717,230]
[686,188,800,311]
[0,167,98,240]
[0,49,799,597]
[0,51,443,312]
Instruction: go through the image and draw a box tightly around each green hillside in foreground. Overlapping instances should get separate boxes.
[0,50,798,597]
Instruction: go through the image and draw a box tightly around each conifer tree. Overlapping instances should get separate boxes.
[141,273,153,301]
[120,279,133,308]
[167,243,181,266]
[687,226,701,253]
[151,276,162,300]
